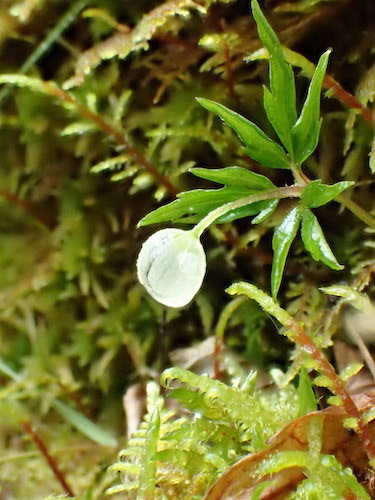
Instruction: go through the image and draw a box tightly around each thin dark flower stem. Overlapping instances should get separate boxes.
[337,194,375,230]
[22,421,75,497]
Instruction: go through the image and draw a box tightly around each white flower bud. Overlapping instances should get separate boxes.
[137,228,206,308]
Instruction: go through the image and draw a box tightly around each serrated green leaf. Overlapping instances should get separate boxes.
[251,0,296,154]
[291,50,330,165]
[191,166,275,190]
[139,167,277,226]
[252,199,279,224]
[271,206,302,297]
[301,180,354,208]
[263,85,294,154]
[215,200,271,223]
[139,186,252,226]
[301,209,343,270]
[196,97,290,169]
[137,408,160,500]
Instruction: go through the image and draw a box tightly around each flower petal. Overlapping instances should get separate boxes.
[137,229,206,308]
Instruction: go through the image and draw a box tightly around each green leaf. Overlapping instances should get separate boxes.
[139,186,255,226]
[196,97,290,169]
[139,167,277,226]
[52,399,117,447]
[271,206,302,298]
[137,408,160,500]
[301,180,354,208]
[251,0,297,154]
[252,199,279,224]
[191,166,275,190]
[291,50,331,165]
[215,200,271,223]
[320,285,372,312]
[297,368,317,417]
[301,209,343,270]
[263,85,294,155]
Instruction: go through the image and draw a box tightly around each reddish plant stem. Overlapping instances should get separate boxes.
[324,74,374,126]
[286,319,375,461]
[43,82,178,197]
[0,188,52,229]
[22,421,75,497]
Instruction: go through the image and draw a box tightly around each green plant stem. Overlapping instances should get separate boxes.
[294,168,375,230]
[227,282,375,465]
[337,194,375,230]
[214,296,247,379]
[191,185,303,239]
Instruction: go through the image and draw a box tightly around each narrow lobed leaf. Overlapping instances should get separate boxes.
[252,199,279,224]
[138,167,278,227]
[271,206,302,298]
[196,97,290,169]
[301,179,354,208]
[291,50,331,165]
[138,186,255,226]
[251,0,297,154]
[300,209,343,270]
[191,166,275,190]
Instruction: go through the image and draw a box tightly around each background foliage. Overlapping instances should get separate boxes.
[0,0,374,498]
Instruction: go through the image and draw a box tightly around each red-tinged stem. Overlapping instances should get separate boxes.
[285,319,375,461]
[228,283,375,463]
[22,421,75,497]
[324,74,374,126]
[0,188,52,229]
[42,82,178,197]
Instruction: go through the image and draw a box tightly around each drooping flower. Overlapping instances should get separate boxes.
[137,228,206,308]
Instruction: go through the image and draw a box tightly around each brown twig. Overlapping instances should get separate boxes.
[0,188,52,229]
[22,421,75,497]
[42,82,178,197]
